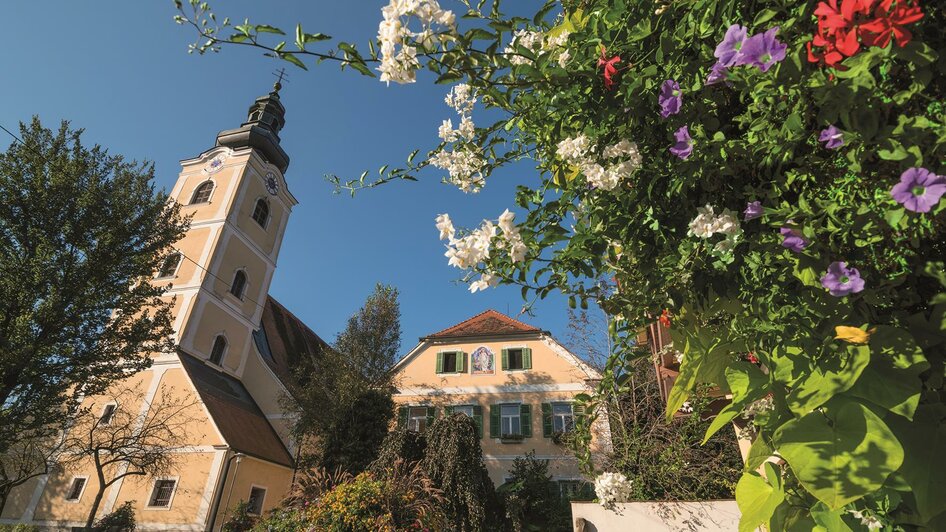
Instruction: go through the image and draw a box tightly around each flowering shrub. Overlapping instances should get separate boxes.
[593,471,633,510]
[178,0,946,528]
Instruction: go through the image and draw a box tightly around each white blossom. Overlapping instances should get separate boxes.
[430,149,485,193]
[688,205,718,239]
[469,272,499,293]
[508,238,527,263]
[557,49,571,67]
[712,209,741,236]
[504,29,544,65]
[602,139,639,160]
[445,83,476,115]
[438,119,458,142]
[594,472,633,509]
[848,510,883,531]
[377,0,455,85]
[680,401,694,413]
[435,213,455,241]
[498,209,516,236]
[458,116,475,140]
[556,135,591,164]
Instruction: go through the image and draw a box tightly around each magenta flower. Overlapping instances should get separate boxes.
[744,201,763,221]
[659,80,682,118]
[890,167,946,213]
[780,226,807,252]
[669,126,693,160]
[706,62,729,85]
[738,27,787,72]
[715,24,748,67]
[820,262,865,296]
[819,125,845,150]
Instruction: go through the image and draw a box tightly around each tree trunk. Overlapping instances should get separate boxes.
[0,484,11,518]
[85,486,105,530]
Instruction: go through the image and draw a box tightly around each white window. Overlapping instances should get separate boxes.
[99,403,117,426]
[408,406,428,432]
[454,405,475,418]
[147,478,177,508]
[552,403,575,433]
[247,486,267,515]
[501,404,521,436]
[156,253,182,279]
[65,477,87,502]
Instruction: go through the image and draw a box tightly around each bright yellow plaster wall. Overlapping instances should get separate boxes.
[211,455,293,531]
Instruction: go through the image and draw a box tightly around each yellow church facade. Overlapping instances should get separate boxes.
[1,87,326,531]
[391,310,612,489]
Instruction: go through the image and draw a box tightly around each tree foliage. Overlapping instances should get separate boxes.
[320,389,395,474]
[177,0,946,528]
[499,451,571,532]
[0,118,187,458]
[334,283,402,384]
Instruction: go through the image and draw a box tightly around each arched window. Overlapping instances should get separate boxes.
[251,199,269,228]
[209,335,227,365]
[190,181,214,204]
[156,253,182,278]
[230,270,247,300]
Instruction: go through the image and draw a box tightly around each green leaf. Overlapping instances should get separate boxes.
[810,503,854,532]
[786,344,870,415]
[745,435,774,471]
[281,53,307,70]
[703,362,767,443]
[665,332,733,418]
[774,397,904,510]
[752,9,779,28]
[255,24,285,35]
[627,18,652,42]
[885,404,946,522]
[736,464,784,532]
[848,326,929,419]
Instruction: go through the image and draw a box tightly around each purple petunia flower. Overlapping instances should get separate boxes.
[819,125,844,150]
[715,24,749,67]
[659,80,683,118]
[744,201,763,221]
[820,261,865,297]
[890,167,946,213]
[706,62,729,85]
[738,27,787,72]
[669,126,693,160]
[780,226,808,252]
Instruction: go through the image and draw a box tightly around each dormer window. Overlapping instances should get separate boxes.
[156,253,182,279]
[251,199,270,228]
[191,181,214,204]
[230,270,247,300]
[209,335,227,365]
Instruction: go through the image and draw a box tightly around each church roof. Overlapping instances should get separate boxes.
[178,352,294,467]
[422,309,545,340]
[255,296,329,390]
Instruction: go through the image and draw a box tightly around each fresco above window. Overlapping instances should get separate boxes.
[470,345,494,375]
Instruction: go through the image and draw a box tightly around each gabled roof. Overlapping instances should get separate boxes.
[422,309,545,340]
[178,352,294,467]
[254,296,329,390]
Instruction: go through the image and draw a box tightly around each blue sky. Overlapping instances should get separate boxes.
[0,1,582,355]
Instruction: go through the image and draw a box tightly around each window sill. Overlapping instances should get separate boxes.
[500,436,525,444]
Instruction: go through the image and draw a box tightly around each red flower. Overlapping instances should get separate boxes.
[597,45,621,90]
[860,0,924,48]
[659,309,672,328]
[746,352,759,364]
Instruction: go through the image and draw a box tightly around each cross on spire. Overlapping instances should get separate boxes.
[272,68,289,92]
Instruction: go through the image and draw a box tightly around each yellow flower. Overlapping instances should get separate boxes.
[834,325,875,344]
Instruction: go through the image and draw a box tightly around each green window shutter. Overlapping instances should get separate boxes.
[426,406,436,429]
[397,406,408,429]
[435,352,443,374]
[501,348,509,370]
[574,403,586,427]
[521,404,532,437]
[444,405,454,416]
[459,351,467,373]
[542,403,553,437]
[489,405,500,438]
[473,405,483,439]
[523,348,532,369]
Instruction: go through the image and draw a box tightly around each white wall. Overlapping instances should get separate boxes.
[571,501,740,532]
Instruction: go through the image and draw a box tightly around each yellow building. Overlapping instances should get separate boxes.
[391,310,611,490]
[1,85,326,531]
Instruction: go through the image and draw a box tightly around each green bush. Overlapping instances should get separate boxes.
[499,452,571,532]
[0,525,40,532]
[92,500,136,532]
[221,500,257,532]
[320,389,394,474]
[369,427,427,474]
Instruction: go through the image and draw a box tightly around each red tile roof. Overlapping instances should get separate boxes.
[423,309,544,339]
[255,296,329,390]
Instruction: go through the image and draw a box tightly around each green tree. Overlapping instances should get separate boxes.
[334,283,402,384]
[287,283,401,472]
[0,118,186,510]
[499,452,571,532]
[422,414,503,531]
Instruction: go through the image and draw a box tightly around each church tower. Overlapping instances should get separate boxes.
[159,82,297,379]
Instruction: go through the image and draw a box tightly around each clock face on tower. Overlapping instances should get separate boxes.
[265,172,279,195]
[204,153,228,174]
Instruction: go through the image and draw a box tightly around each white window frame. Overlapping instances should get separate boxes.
[246,484,268,516]
[452,404,475,418]
[209,333,228,366]
[407,406,429,432]
[99,402,118,426]
[228,268,250,301]
[504,345,528,372]
[64,476,88,503]
[154,252,182,279]
[500,403,522,437]
[145,476,179,510]
[552,402,575,433]
[557,478,587,498]
[190,179,216,205]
